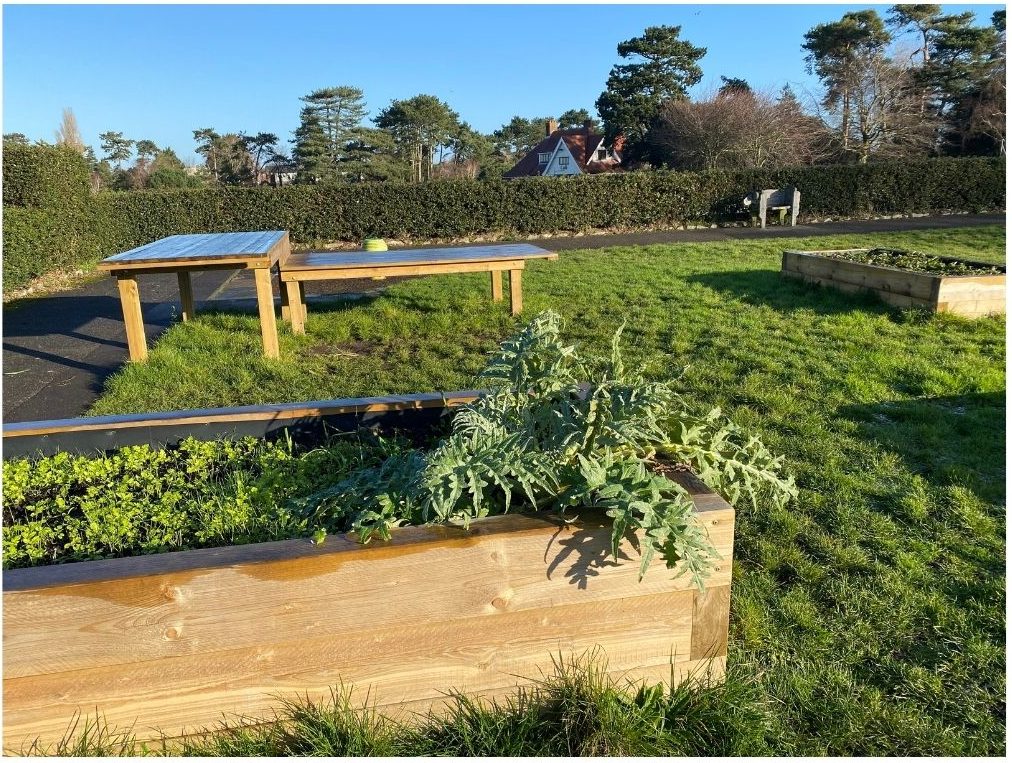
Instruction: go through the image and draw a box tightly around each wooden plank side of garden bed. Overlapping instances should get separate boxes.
[782,251,938,301]
[2,482,735,749]
[1,391,485,459]
[935,275,1006,316]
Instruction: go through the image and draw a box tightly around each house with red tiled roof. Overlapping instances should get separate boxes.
[503,119,623,179]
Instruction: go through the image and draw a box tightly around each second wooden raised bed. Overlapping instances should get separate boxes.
[782,248,1006,317]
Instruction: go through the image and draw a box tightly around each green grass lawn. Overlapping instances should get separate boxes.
[76,226,1004,755]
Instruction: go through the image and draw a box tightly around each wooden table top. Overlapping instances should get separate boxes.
[282,243,558,273]
[99,231,289,272]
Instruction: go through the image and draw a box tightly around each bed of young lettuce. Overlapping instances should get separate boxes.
[822,247,1004,275]
[1,434,391,570]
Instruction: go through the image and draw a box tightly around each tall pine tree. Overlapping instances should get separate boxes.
[293,86,368,183]
[595,25,706,162]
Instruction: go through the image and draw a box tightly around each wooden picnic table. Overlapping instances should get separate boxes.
[279,243,559,334]
[98,231,291,361]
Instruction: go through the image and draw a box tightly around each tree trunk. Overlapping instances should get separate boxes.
[842,88,851,151]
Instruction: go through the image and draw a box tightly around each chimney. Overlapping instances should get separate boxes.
[546,118,559,137]
[583,119,593,133]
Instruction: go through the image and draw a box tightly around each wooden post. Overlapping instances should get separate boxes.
[490,270,503,302]
[285,280,305,335]
[116,276,148,362]
[509,269,523,316]
[253,268,280,359]
[176,272,195,322]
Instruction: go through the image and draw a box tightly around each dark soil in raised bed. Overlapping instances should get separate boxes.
[822,248,1005,276]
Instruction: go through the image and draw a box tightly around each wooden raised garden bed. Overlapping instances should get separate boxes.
[781,248,1006,317]
[2,394,735,749]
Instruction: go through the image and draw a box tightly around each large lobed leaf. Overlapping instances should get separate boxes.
[301,311,797,585]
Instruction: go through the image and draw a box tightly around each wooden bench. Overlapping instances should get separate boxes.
[279,244,558,334]
[746,187,801,229]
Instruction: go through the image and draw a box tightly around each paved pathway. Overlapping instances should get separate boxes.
[2,214,1004,423]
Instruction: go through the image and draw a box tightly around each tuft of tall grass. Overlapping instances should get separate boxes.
[17,655,775,757]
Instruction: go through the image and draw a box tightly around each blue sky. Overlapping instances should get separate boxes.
[2,3,1002,163]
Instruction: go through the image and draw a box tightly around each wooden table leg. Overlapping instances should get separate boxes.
[490,270,503,302]
[509,269,522,316]
[116,275,148,362]
[176,272,195,322]
[285,280,305,335]
[254,267,280,359]
[280,278,291,322]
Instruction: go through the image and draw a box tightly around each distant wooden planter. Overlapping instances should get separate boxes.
[2,471,734,749]
[782,249,1006,318]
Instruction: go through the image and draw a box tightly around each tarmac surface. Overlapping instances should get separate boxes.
[2,214,1004,424]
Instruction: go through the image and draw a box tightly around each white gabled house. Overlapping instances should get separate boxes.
[503,119,623,179]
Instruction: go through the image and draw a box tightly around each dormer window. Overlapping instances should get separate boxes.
[558,155,569,169]
[538,152,551,164]
[596,148,607,160]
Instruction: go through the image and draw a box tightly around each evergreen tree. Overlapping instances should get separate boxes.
[99,131,134,169]
[595,25,706,161]
[924,13,998,115]
[802,10,891,153]
[134,139,158,164]
[374,94,462,182]
[441,122,501,180]
[940,10,1005,154]
[888,4,947,63]
[242,132,279,181]
[214,134,255,185]
[492,116,552,160]
[193,128,221,183]
[339,127,409,182]
[558,108,601,131]
[292,107,331,183]
[293,86,368,182]
[718,77,752,97]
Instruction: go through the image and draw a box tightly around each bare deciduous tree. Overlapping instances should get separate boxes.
[54,108,85,153]
[967,72,1006,155]
[838,52,938,162]
[649,88,831,170]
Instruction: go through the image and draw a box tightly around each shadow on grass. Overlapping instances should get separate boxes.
[684,270,891,316]
[838,392,1006,504]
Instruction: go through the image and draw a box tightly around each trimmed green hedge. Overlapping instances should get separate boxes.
[2,143,91,209]
[93,158,1009,249]
[2,143,100,289]
[3,157,1005,293]
[2,207,108,288]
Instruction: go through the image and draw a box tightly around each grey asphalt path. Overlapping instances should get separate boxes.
[3,269,236,424]
[512,212,1007,250]
[2,214,1005,424]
